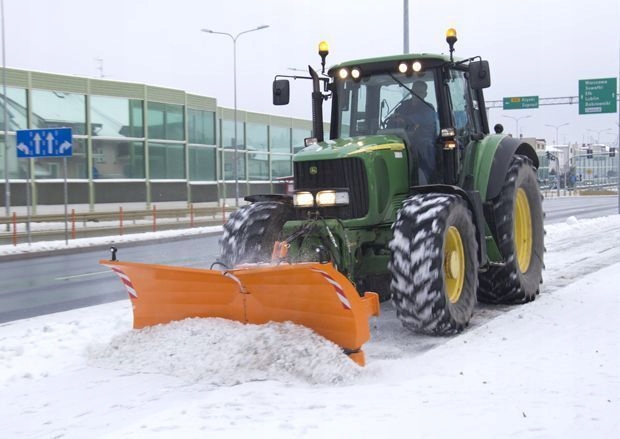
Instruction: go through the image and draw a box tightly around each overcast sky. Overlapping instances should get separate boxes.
[3,0,619,145]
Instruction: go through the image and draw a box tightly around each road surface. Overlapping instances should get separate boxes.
[1,195,617,323]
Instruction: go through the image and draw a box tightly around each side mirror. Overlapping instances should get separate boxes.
[469,60,491,89]
[273,79,290,105]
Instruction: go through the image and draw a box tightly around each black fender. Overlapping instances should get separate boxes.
[486,136,539,201]
[244,194,293,204]
[410,184,487,267]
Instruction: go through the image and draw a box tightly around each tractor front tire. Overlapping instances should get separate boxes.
[219,201,293,268]
[477,155,544,304]
[388,194,478,335]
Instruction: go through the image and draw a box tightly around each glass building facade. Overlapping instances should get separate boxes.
[0,67,314,209]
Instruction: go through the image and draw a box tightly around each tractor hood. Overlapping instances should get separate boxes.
[294,135,405,162]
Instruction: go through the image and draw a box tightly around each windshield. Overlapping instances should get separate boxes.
[336,70,439,138]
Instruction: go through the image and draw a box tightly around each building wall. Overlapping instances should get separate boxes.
[0,67,315,210]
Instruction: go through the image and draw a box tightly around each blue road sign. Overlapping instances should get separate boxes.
[16,128,73,158]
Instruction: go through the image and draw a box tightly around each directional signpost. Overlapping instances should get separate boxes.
[578,78,617,115]
[16,128,73,244]
[503,96,539,110]
[16,128,73,158]
[578,77,619,214]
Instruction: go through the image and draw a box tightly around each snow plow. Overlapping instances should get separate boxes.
[102,29,544,366]
[101,253,379,366]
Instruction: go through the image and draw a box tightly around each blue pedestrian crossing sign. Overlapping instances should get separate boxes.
[16,128,73,158]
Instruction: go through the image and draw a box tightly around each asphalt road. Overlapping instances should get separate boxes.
[1,195,618,324]
[0,235,222,323]
[543,194,618,223]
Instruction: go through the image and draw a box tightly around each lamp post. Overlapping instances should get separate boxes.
[403,0,409,54]
[587,128,611,144]
[545,122,569,146]
[1,0,9,225]
[201,24,269,207]
[502,114,531,138]
[545,122,570,193]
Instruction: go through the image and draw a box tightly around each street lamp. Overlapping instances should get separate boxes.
[1,0,9,225]
[587,128,612,144]
[201,24,269,207]
[545,122,569,146]
[502,114,531,138]
[546,123,570,194]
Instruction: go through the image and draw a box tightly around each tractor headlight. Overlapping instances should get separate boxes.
[294,191,314,207]
[316,190,350,207]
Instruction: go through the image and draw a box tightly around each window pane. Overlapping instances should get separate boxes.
[92,139,145,179]
[166,104,184,140]
[34,138,87,179]
[147,102,184,141]
[270,126,291,152]
[223,150,246,180]
[221,119,245,149]
[247,122,268,151]
[188,109,215,144]
[189,146,216,181]
[149,142,185,179]
[292,127,311,153]
[248,152,269,180]
[0,134,19,178]
[271,154,292,178]
[91,96,144,138]
[31,90,86,135]
[0,87,28,131]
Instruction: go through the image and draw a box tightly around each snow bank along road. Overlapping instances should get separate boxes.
[0,215,619,437]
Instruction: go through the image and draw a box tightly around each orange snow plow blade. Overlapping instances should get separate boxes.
[100,260,380,366]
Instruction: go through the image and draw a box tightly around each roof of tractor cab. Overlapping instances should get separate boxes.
[328,53,459,76]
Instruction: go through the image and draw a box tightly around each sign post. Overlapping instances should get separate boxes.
[578,78,617,115]
[502,96,539,110]
[16,128,73,244]
[578,77,619,214]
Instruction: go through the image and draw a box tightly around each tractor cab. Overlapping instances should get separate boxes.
[331,55,490,186]
[274,29,493,187]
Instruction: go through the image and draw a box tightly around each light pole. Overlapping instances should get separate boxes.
[403,0,409,54]
[587,128,611,144]
[201,24,269,207]
[502,114,531,138]
[545,122,569,146]
[545,122,570,192]
[1,0,9,224]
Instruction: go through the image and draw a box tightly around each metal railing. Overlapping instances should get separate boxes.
[0,204,236,246]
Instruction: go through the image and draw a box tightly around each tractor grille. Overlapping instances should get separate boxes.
[294,157,369,219]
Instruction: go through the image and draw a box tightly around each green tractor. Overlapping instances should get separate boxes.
[219,29,544,335]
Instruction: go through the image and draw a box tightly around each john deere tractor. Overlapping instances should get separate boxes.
[219,29,544,335]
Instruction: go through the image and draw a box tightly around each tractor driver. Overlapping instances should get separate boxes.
[390,80,438,184]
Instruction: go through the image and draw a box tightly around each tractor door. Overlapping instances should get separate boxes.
[443,68,486,184]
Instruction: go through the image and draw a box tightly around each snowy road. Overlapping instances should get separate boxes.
[0,215,619,438]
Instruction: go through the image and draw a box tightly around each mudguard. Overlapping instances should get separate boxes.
[100,260,380,366]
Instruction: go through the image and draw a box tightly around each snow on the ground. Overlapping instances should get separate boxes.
[1,215,620,438]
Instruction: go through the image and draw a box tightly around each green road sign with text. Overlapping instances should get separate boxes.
[503,96,539,110]
[579,78,617,114]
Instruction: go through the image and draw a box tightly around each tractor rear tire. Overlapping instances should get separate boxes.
[388,193,478,335]
[219,201,293,268]
[477,155,544,304]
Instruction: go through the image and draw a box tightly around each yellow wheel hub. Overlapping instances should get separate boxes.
[514,188,533,273]
[444,226,465,304]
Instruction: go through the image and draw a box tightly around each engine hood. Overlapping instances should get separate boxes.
[294,135,405,162]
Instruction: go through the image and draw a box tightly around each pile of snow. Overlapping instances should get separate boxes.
[88,318,361,386]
